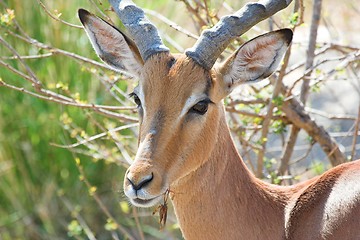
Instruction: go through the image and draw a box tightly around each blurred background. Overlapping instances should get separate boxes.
[0,0,359,239]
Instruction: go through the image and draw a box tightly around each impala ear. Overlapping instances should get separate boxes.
[218,29,292,95]
[78,9,144,78]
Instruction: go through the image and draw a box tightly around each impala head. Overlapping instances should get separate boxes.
[79,0,292,207]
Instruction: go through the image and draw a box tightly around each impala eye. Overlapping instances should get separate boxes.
[190,100,210,115]
[129,92,141,107]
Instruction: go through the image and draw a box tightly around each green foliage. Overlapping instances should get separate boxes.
[67,220,83,237]
[271,95,284,108]
[0,8,15,26]
[288,12,300,28]
[0,0,182,239]
[271,120,287,134]
[264,157,281,184]
[310,161,326,175]
[1,0,356,238]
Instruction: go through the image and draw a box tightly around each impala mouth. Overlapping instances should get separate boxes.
[131,195,162,208]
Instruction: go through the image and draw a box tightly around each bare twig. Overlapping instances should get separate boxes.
[305,107,357,120]
[75,157,136,240]
[2,53,53,60]
[351,104,360,160]
[51,123,138,149]
[144,9,199,40]
[132,208,145,240]
[278,0,329,176]
[37,0,83,29]
[0,36,42,90]
[282,98,347,166]
[278,126,300,176]
[4,29,134,78]
[293,0,304,27]
[0,78,138,122]
[60,197,97,240]
[256,24,294,178]
[300,0,322,104]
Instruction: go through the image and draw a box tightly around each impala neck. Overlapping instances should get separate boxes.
[171,106,288,239]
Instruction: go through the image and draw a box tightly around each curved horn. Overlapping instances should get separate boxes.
[109,0,169,61]
[185,0,293,70]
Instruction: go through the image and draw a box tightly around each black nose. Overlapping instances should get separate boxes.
[127,173,154,191]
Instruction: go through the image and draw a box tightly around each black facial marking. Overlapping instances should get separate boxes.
[204,73,213,96]
[167,57,176,69]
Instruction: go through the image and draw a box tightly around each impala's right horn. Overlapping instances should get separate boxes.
[109,0,169,61]
[185,0,292,70]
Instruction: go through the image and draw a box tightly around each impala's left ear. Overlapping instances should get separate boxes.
[217,29,292,96]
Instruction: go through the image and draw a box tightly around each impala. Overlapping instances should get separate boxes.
[79,0,360,239]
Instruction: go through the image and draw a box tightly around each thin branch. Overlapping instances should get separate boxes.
[278,126,300,175]
[351,104,360,160]
[282,97,347,166]
[1,53,53,60]
[132,208,146,240]
[289,142,314,165]
[287,53,355,96]
[0,36,42,90]
[144,9,199,40]
[180,0,208,31]
[37,0,83,29]
[60,196,97,240]
[300,0,322,103]
[51,123,138,149]
[256,26,294,178]
[227,98,268,106]
[305,107,357,120]
[288,50,360,98]
[226,107,288,122]
[293,0,304,27]
[4,29,134,78]
[276,37,298,176]
[75,158,136,240]
[0,79,138,122]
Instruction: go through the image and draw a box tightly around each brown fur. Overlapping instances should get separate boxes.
[127,53,360,239]
[285,162,360,240]
[80,14,360,238]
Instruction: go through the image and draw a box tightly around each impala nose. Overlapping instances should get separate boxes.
[127,173,154,191]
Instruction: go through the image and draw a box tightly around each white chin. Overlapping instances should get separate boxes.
[130,195,162,208]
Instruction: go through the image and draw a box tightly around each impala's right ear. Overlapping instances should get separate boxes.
[78,9,144,78]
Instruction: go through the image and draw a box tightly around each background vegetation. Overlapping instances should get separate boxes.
[0,0,359,239]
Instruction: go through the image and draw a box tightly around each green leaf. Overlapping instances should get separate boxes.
[67,220,83,237]
[0,9,15,26]
[104,218,118,231]
[289,12,299,27]
[120,201,130,214]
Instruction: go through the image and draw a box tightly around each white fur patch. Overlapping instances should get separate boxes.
[180,94,208,118]
[134,86,146,116]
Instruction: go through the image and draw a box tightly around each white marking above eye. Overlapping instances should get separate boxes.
[133,86,146,116]
[180,94,209,118]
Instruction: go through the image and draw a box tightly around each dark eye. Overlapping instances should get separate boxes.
[191,100,209,115]
[129,92,141,107]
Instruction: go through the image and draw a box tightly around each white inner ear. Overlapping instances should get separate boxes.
[223,33,288,91]
[83,16,142,77]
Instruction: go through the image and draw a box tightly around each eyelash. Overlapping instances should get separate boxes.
[129,92,141,107]
[190,99,213,115]
[129,92,213,116]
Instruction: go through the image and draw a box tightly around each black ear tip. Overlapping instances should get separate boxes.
[280,28,293,45]
[78,9,90,23]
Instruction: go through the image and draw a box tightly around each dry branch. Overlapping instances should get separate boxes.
[282,97,346,166]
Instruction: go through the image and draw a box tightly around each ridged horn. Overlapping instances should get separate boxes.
[109,0,169,61]
[185,0,293,70]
